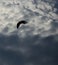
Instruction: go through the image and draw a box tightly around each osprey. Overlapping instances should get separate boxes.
[17,20,27,28]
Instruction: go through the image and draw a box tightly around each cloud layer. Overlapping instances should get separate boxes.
[0,0,58,37]
[0,0,58,65]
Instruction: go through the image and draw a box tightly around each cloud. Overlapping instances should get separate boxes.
[0,33,58,65]
[0,0,58,65]
[0,0,58,38]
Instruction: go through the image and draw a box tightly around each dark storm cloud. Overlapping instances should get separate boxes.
[0,34,24,65]
[0,34,19,47]
[0,34,58,65]
[0,48,25,65]
[30,35,58,65]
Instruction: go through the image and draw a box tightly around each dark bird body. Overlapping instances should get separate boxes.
[17,20,27,28]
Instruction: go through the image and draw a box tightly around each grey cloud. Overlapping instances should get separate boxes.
[0,47,24,65]
[48,19,58,33]
[0,34,58,65]
[0,0,58,65]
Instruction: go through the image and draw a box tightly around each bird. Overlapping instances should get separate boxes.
[17,20,27,28]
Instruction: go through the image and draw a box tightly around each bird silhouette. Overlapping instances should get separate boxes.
[17,20,27,28]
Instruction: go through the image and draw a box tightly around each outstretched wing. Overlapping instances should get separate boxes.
[17,22,21,28]
[17,20,27,28]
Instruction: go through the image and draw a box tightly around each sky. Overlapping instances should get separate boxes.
[0,0,58,65]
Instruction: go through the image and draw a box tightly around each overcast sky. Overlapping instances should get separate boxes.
[0,0,58,65]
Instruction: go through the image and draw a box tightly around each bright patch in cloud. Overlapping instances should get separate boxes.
[0,0,58,38]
